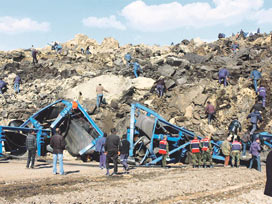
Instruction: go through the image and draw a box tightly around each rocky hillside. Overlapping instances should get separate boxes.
[0,33,271,138]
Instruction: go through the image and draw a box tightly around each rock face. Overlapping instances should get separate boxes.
[0,33,271,140]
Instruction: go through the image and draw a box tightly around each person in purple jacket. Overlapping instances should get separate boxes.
[14,75,21,94]
[257,85,266,108]
[218,68,229,87]
[249,138,261,171]
[95,133,107,169]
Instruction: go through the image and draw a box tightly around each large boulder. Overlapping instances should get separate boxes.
[158,65,176,77]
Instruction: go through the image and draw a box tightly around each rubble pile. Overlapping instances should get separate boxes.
[0,33,271,138]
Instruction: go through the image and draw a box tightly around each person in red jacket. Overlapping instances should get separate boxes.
[159,135,169,168]
[190,136,202,168]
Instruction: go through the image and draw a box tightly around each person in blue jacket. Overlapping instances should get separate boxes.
[0,80,7,94]
[250,68,261,93]
[95,133,107,169]
[124,53,132,68]
[14,75,21,94]
[133,61,142,78]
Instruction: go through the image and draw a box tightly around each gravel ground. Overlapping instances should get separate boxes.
[0,159,271,204]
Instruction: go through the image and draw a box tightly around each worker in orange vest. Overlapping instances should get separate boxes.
[190,136,202,168]
[72,100,78,110]
[201,135,213,168]
[159,135,169,168]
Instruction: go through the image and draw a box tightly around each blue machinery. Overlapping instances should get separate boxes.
[0,99,104,157]
[1,100,271,166]
[127,103,225,166]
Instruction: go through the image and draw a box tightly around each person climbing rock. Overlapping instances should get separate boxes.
[96,84,108,110]
[132,61,142,78]
[155,77,166,98]
[249,68,261,93]
[31,45,38,64]
[124,53,132,68]
[228,118,242,137]
[14,75,21,94]
[247,110,262,135]
[257,84,266,108]
[205,101,215,125]
[218,68,229,87]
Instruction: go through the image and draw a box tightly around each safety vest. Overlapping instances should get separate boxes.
[159,140,167,155]
[231,141,241,151]
[201,138,210,151]
[191,139,200,153]
[72,101,78,109]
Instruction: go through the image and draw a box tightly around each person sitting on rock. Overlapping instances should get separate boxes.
[0,79,7,94]
[205,101,215,125]
[249,68,261,93]
[218,68,229,87]
[155,76,166,98]
[257,84,266,108]
[132,60,142,78]
[13,75,21,94]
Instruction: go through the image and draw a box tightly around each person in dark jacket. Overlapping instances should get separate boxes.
[105,128,121,176]
[228,118,242,136]
[0,80,7,94]
[26,130,36,168]
[249,138,261,171]
[241,132,250,157]
[120,135,130,173]
[155,77,166,98]
[247,110,262,135]
[264,150,272,197]
[50,128,66,175]
[14,75,21,94]
[250,100,264,112]
[205,101,215,125]
[95,133,107,169]
[31,45,38,64]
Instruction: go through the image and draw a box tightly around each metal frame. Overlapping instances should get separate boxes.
[127,103,225,166]
[0,100,104,157]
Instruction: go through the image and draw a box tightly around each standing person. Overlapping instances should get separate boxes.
[50,128,66,175]
[159,135,169,168]
[105,128,121,176]
[201,135,213,168]
[231,138,242,168]
[120,135,130,173]
[31,45,38,64]
[247,110,262,135]
[205,101,215,125]
[26,130,36,169]
[264,150,272,197]
[241,132,250,157]
[155,77,166,98]
[96,84,108,110]
[249,138,261,171]
[249,68,261,93]
[218,68,229,87]
[77,91,83,104]
[95,133,107,169]
[231,42,239,54]
[14,75,21,94]
[190,136,202,168]
[257,85,266,108]
[133,61,142,78]
[0,79,7,94]
[228,118,242,137]
[222,137,231,167]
